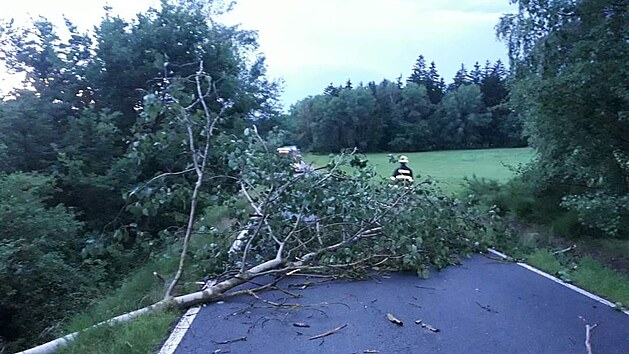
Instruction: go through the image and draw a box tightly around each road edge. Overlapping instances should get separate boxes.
[488,248,629,316]
[158,306,200,354]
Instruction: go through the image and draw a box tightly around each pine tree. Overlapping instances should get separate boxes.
[324,82,340,96]
[448,64,472,91]
[407,55,427,85]
[471,61,483,85]
[407,55,443,104]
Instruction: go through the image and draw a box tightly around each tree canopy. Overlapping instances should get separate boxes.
[0,0,279,349]
[497,0,628,237]
[282,57,524,153]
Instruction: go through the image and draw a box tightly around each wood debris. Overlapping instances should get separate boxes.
[212,336,247,345]
[553,244,577,255]
[421,322,440,332]
[475,301,499,314]
[308,324,348,340]
[585,323,598,354]
[386,313,403,326]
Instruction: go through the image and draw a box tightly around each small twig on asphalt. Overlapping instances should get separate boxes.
[585,323,598,354]
[363,350,380,353]
[386,313,403,326]
[308,324,348,340]
[246,290,296,308]
[212,336,247,345]
[293,322,310,328]
[475,301,499,314]
[272,285,302,298]
[414,285,437,290]
[287,273,338,278]
[408,302,422,309]
[246,316,281,334]
[553,244,577,255]
[288,279,335,289]
[421,322,440,332]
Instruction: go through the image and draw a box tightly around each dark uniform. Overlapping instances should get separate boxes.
[391,163,413,183]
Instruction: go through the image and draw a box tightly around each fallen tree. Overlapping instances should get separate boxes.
[17,66,514,354]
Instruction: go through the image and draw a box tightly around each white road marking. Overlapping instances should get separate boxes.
[488,248,629,316]
[158,306,201,354]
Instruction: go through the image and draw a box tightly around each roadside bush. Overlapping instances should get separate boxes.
[464,174,585,239]
[561,193,629,239]
[464,176,536,217]
[0,173,99,350]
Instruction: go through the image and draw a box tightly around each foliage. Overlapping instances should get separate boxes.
[561,193,629,238]
[497,0,628,237]
[438,84,492,149]
[283,56,525,153]
[0,173,98,350]
[0,92,59,172]
[0,0,279,350]
[465,176,537,218]
[464,173,587,240]
[206,137,517,280]
[64,225,227,332]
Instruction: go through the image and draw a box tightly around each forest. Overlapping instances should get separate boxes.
[280,57,526,153]
[0,0,627,352]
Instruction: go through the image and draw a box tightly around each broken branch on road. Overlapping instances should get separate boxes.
[475,301,499,314]
[212,336,247,345]
[585,323,598,354]
[308,324,348,340]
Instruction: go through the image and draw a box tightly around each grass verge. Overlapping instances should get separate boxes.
[56,226,229,353]
[571,257,629,306]
[522,248,629,307]
[57,310,179,354]
[64,252,180,332]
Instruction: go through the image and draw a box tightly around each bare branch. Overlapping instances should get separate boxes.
[164,62,222,299]
[129,168,196,197]
[212,336,247,345]
[585,323,598,354]
[308,324,348,340]
[251,125,268,153]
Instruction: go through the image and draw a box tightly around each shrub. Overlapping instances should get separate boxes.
[0,173,97,350]
[561,193,629,239]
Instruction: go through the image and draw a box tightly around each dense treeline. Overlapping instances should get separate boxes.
[0,1,278,350]
[280,57,526,153]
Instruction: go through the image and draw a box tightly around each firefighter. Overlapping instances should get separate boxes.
[391,155,413,183]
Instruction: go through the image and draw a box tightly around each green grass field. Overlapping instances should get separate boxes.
[305,147,535,194]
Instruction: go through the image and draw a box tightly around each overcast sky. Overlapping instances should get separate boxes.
[1,0,514,107]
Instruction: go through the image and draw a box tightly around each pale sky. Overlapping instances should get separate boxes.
[0,0,514,107]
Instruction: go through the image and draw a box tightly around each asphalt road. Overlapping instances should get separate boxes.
[171,255,629,354]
